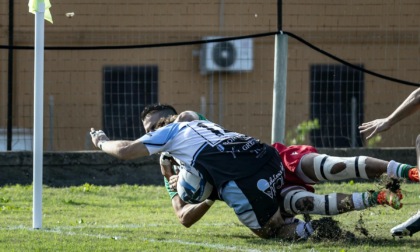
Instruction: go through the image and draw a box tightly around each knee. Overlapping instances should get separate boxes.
[281,188,315,215]
[252,209,284,239]
[252,228,275,239]
[294,196,315,212]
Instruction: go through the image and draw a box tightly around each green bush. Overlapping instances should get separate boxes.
[286,118,320,145]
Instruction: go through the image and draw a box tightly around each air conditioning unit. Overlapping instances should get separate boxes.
[200,37,253,74]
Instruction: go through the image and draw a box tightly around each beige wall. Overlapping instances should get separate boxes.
[1,1,419,150]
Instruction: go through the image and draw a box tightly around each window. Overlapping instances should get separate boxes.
[103,66,158,140]
[310,64,364,147]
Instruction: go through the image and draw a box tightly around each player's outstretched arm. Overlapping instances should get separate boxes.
[359,88,420,139]
[90,128,149,160]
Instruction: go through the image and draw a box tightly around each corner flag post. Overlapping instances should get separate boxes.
[29,0,53,229]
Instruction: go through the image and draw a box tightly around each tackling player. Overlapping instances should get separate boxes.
[359,88,420,237]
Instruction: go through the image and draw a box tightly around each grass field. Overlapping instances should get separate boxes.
[1,181,420,251]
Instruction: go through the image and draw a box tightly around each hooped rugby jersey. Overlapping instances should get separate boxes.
[139,120,280,190]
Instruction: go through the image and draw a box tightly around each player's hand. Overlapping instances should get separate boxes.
[169,175,179,191]
[160,152,177,180]
[90,128,110,149]
[159,152,173,166]
[358,118,391,140]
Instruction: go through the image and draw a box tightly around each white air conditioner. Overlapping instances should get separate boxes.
[200,36,253,74]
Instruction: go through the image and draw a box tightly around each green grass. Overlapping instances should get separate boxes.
[1,182,420,251]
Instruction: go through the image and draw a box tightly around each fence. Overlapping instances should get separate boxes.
[1,1,420,151]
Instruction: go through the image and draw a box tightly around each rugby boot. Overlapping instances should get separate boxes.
[391,211,420,237]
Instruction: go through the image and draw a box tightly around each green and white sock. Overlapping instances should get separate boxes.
[352,192,376,210]
[387,160,414,179]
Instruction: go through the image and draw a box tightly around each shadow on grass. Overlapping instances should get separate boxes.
[242,234,420,248]
[341,236,420,248]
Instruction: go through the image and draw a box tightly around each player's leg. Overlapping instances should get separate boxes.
[298,153,418,183]
[222,180,316,240]
[280,185,403,217]
[221,180,297,239]
[221,154,317,241]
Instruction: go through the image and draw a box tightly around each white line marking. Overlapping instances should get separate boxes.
[2,225,262,252]
[139,238,262,252]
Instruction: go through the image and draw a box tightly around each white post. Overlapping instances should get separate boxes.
[271,33,288,144]
[33,1,45,229]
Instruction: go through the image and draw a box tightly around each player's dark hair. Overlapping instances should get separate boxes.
[155,115,178,130]
[140,104,178,121]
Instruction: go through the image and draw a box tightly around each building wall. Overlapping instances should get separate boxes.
[1,1,419,150]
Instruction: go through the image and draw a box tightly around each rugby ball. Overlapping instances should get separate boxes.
[177,168,213,204]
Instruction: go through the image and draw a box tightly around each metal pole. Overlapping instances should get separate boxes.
[48,95,54,151]
[33,2,45,229]
[271,0,288,144]
[271,34,288,144]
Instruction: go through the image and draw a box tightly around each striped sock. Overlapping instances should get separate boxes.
[352,192,370,210]
[387,160,414,179]
[399,164,415,179]
[368,191,379,206]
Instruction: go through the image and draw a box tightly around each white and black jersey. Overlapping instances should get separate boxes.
[139,120,279,190]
